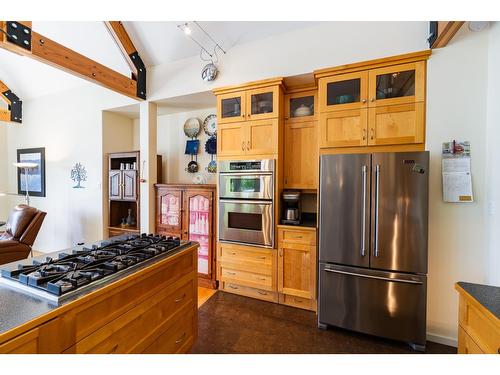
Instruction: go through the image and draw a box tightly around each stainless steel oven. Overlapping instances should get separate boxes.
[218,160,275,248]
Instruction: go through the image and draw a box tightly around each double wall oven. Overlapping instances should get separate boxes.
[218,160,275,248]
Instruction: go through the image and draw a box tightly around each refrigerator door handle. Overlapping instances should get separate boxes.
[324,268,423,285]
[361,165,367,257]
[374,164,380,257]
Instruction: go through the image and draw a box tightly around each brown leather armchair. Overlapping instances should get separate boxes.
[0,205,46,265]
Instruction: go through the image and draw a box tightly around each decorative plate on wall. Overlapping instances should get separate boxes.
[204,136,217,155]
[203,114,217,136]
[183,117,201,138]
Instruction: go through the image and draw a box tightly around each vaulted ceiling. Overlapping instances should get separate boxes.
[0,21,320,101]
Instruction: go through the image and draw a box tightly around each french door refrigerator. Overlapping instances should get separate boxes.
[318,152,429,350]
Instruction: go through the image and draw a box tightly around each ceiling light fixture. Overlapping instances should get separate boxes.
[177,21,226,82]
[468,21,489,32]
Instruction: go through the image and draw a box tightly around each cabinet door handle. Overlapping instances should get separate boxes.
[241,141,245,151]
[258,256,267,260]
[362,128,366,141]
[175,332,186,344]
[227,271,237,275]
[257,277,267,281]
[279,248,283,257]
[175,293,186,303]
[370,128,375,140]
[361,99,367,103]
[257,291,267,295]
[370,98,375,102]
[230,252,236,255]
[247,141,251,150]
[229,285,239,290]
[291,235,303,239]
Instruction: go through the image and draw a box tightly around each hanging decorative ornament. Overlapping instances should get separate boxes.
[204,135,217,155]
[203,114,217,136]
[201,63,218,82]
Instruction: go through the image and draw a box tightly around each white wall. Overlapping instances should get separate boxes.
[102,111,137,236]
[3,85,134,252]
[425,26,490,345]
[156,108,217,185]
[485,22,500,286]
[149,22,428,101]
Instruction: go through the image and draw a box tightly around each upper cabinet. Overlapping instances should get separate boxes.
[218,91,246,124]
[284,89,318,189]
[316,50,430,149]
[214,78,284,158]
[319,71,368,113]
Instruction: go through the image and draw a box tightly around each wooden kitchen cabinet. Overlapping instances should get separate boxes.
[284,90,318,189]
[277,226,317,311]
[156,184,217,289]
[319,108,368,148]
[315,51,430,150]
[214,78,284,158]
[217,90,246,124]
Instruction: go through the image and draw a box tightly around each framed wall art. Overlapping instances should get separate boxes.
[16,147,46,197]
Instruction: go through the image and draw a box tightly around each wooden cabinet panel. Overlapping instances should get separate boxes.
[458,327,485,354]
[319,109,368,148]
[277,227,317,311]
[218,242,274,274]
[217,91,246,124]
[218,123,246,157]
[246,85,280,121]
[368,61,425,107]
[318,71,368,113]
[246,118,278,155]
[284,121,318,189]
[219,264,273,291]
[368,102,424,146]
[220,281,279,303]
[73,278,194,353]
[109,170,122,200]
[459,295,500,354]
[122,170,137,201]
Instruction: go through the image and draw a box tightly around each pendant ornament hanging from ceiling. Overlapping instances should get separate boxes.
[177,21,226,82]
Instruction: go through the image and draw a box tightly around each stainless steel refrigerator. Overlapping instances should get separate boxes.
[318,152,429,351]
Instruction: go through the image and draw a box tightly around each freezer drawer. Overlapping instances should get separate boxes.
[318,263,427,346]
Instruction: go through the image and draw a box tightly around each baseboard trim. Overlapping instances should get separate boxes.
[427,332,457,347]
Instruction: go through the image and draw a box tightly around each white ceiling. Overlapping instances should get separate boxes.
[0,21,319,101]
[109,91,216,119]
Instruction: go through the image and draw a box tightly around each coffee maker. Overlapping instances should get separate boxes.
[281,191,301,225]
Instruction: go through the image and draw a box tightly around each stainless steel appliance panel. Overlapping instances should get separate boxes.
[219,199,273,248]
[318,263,427,345]
[370,152,429,274]
[219,173,273,200]
[319,154,371,268]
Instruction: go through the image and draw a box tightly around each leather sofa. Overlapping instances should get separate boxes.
[0,205,46,265]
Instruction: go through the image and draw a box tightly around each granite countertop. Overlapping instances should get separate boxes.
[0,236,193,336]
[457,281,500,320]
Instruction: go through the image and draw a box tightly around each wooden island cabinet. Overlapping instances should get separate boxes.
[0,243,198,354]
[155,184,217,289]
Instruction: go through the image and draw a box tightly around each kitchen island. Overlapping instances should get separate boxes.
[0,235,198,354]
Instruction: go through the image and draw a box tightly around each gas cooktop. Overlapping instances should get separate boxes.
[0,234,186,302]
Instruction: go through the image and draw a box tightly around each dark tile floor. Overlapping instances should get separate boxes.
[192,291,456,354]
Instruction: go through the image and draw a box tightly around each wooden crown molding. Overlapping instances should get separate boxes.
[0,21,146,100]
[0,79,22,123]
[429,21,465,49]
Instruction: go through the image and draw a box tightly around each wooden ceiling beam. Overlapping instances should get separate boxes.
[0,21,145,100]
[104,21,146,97]
[0,79,22,123]
[429,21,465,49]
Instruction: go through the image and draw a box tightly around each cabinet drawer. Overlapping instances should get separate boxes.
[459,296,500,354]
[280,294,316,312]
[220,281,278,303]
[219,243,274,267]
[142,310,195,354]
[278,228,316,246]
[458,327,484,354]
[74,278,195,353]
[220,265,273,291]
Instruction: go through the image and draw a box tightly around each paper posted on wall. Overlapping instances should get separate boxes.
[442,140,473,202]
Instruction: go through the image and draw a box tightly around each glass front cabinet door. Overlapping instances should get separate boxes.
[319,71,368,113]
[368,61,425,107]
[217,91,246,124]
[185,191,213,278]
[285,90,317,123]
[246,86,279,121]
[157,189,183,236]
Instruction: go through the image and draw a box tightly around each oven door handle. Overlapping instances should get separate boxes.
[219,199,273,205]
[219,172,274,177]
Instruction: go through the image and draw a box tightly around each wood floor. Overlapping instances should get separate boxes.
[192,291,457,354]
[198,287,217,308]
